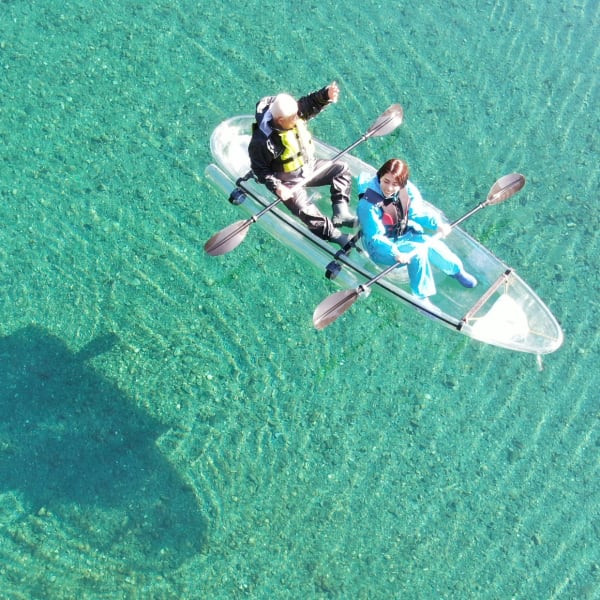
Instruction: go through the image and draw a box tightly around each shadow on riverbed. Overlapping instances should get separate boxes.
[0,325,206,570]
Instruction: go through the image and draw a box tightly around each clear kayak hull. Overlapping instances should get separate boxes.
[205,116,563,355]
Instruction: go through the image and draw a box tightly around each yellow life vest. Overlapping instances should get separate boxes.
[278,120,314,173]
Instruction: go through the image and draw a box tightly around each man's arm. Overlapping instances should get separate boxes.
[297,83,337,120]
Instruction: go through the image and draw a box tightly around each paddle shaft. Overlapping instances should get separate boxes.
[449,200,488,228]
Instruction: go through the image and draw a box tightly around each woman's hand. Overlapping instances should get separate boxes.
[437,222,452,237]
[394,251,413,264]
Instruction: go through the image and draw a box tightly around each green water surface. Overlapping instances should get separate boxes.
[0,1,598,598]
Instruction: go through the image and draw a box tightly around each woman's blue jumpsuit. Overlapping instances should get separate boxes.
[357,175,465,299]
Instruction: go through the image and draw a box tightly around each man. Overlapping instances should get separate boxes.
[248,82,356,247]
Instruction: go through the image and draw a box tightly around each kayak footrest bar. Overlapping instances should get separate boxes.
[458,269,512,330]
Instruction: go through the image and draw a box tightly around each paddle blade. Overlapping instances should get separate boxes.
[366,104,404,138]
[313,289,360,330]
[486,173,526,206]
[204,219,251,256]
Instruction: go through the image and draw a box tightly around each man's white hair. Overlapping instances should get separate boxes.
[270,93,298,119]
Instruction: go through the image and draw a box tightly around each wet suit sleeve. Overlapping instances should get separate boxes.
[296,86,332,121]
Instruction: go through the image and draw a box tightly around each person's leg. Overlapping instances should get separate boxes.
[426,237,462,275]
[282,185,348,246]
[405,245,436,298]
[305,160,356,227]
[427,237,477,287]
[373,238,437,298]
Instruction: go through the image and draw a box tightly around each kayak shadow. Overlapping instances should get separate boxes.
[0,325,206,570]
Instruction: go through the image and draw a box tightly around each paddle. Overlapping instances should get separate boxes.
[312,172,526,330]
[204,104,404,256]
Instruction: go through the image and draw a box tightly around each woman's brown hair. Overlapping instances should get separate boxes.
[377,159,410,188]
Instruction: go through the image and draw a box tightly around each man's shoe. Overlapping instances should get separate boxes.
[332,203,358,228]
[452,270,478,288]
[329,230,351,248]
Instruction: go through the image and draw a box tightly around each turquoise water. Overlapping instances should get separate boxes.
[0,0,598,598]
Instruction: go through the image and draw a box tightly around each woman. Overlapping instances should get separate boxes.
[357,158,477,306]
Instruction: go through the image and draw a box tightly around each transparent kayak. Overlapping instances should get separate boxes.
[205,116,563,355]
